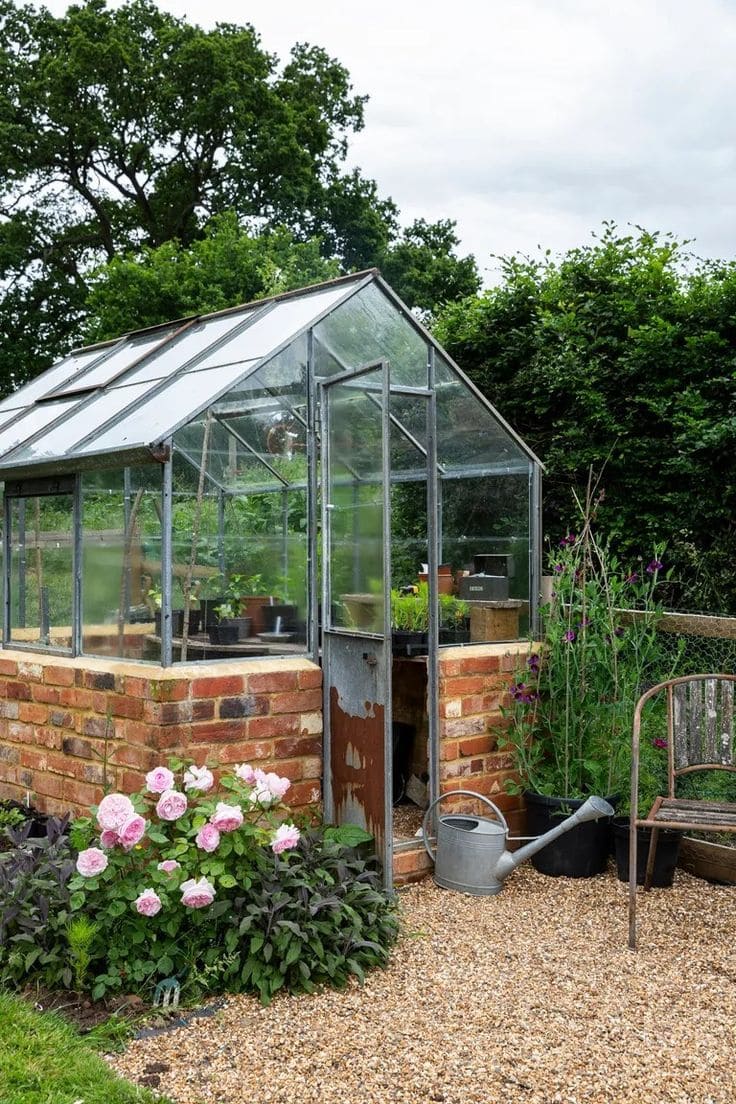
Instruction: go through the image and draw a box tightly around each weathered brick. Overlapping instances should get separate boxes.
[439,739,459,761]
[83,670,116,691]
[31,683,61,705]
[7,721,34,744]
[62,777,101,807]
[192,699,216,721]
[20,748,48,771]
[248,714,300,740]
[32,727,62,750]
[284,780,321,807]
[393,848,432,878]
[5,682,31,701]
[17,661,43,682]
[439,675,485,696]
[158,680,188,702]
[443,698,462,718]
[271,689,322,715]
[111,744,153,770]
[219,695,267,719]
[299,711,322,735]
[216,741,273,764]
[0,659,19,677]
[190,675,244,699]
[273,735,322,759]
[0,745,19,764]
[43,664,75,686]
[247,671,298,694]
[33,771,64,800]
[60,687,94,710]
[108,695,144,720]
[82,762,106,784]
[440,716,487,739]
[118,770,145,793]
[189,721,245,745]
[297,667,322,690]
[459,735,495,757]
[82,715,109,738]
[61,736,95,759]
[0,701,19,720]
[18,702,49,724]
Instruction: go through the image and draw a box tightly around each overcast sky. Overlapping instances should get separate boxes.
[49,0,736,284]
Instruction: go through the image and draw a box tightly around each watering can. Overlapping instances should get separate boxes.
[421,789,614,896]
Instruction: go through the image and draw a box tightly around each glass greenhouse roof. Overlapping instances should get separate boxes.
[0,270,541,480]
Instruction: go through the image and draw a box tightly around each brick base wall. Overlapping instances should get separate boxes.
[0,650,322,817]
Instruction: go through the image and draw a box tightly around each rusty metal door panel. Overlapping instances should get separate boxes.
[324,634,389,855]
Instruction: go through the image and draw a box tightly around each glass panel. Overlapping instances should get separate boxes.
[435,354,528,472]
[0,346,111,416]
[121,313,252,386]
[327,369,385,632]
[166,448,308,662]
[193,283,355,372]
[313,282,428,387]
[51,328,178,395]
[0,399,78,462]
[440,469,531,644]
[76,360,262,455]
[81,466,162,661]
[9,383,153,463]
[8,493,74,650]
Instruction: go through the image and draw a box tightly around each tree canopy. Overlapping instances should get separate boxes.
[434,225,736,613]
[0,0,478,384]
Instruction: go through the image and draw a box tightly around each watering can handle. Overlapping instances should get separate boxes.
[421,790,509,863]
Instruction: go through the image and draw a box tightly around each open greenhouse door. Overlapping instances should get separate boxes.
[320,361,393,885]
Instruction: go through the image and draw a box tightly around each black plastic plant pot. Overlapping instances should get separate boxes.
[391,630,428,657]
[199,598,227,629]
[262,604,298,632]
[208,622,240,645]
[439,627,471,645]
[524,790,618,878]
[612,818,682,887]
[158,610,201,637]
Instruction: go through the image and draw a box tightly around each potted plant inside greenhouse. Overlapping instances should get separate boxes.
[500,483,671,877]
[439,593,470,645]
[148,581,202,638]
[391,585,429,657]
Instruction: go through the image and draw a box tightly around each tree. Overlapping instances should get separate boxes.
[434,225,736,613]
[0,0,477,387]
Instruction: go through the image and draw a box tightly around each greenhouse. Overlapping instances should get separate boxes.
[0,270,542,866]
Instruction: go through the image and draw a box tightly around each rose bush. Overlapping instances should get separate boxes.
[63,759,397,1004]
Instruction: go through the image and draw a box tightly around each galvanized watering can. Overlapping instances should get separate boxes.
[422,789,614,896]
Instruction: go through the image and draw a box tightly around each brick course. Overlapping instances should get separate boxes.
[0,650,323,816]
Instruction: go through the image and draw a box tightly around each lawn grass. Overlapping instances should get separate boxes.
[0,990,168,1104]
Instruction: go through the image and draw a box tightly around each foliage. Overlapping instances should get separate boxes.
[391,585,429,631]
[62,760,397,1005]
[0,817,77,990]
[0,803,26,831]
[499,483,680,799]
[0,0,476,387]
[439,593,470,629]
[434,224,736,613]
[0,990,167,1104]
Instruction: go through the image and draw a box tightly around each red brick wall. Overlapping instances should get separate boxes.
[0,651,322,817]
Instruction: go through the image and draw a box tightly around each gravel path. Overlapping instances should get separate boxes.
[110,866,736,1104]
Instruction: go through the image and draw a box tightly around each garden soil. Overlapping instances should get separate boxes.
[109,865,736,1104]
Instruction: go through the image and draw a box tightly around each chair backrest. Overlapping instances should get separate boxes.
[666,675,736,780]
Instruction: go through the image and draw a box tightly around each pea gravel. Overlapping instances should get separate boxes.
[109,866,736,1104]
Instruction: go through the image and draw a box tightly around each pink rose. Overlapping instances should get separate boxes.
[183,764,214,792]
[250,780,277,806]
[96,793,135,832]
[210,802,243,833]
[156,789,188,821]
[118,813,146,850]
[263,772,291,799]
[235,763,257,784]
[271,823,301,854]
[76,847,109,877]
[157,859,181,874]
[145,765,175,794]
[195,823,221,853]
[135,888,162,917]
[180,876,216,909]
[99,829,120,849]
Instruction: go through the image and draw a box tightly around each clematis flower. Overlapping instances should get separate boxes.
[118,813,147,850]
[196,823,221,852]
[135,888,162,917]
[157,859,181,874]
[271,823,301,854]
[183,764,214,792]
[156,789,188,821]
[180,876,216,909]
[145,765,175,794]
[96,793,134,832]
[210,802,243,833]
[76,847,108,877]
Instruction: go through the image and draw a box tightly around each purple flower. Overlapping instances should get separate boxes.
[652,737,667,750]
[553,564,564,575]
[578,617,590,628]
[646,559,664,575]
[558,533,576,547]
[614,626,625,638]
[527,653,540,673]
[626,572,639,584]
[563,630,576,643]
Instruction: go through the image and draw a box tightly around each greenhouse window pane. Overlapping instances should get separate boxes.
[0,399,78,460]
[51,329,179,396]
[193,283,357,372]
[121,312,253,386]
[435,354,528,472]
[77,359,262,454]
[0,347,110,416]
[9,382,154,463]
[8,493,74,651]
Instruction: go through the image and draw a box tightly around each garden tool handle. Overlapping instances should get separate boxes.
[421,789,509,862]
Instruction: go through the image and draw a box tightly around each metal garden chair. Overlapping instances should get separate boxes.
[628,673,736,949]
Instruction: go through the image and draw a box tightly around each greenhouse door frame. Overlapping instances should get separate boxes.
[319,357,438,889]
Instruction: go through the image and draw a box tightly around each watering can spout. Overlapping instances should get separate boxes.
[493,795,615,884]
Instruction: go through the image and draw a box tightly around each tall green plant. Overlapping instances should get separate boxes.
[500,483,680,799]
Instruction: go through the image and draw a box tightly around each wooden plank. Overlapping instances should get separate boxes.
[679,837,736,884]
[673,684,688,770]
[705,679,718,763]
[721,680,734,766]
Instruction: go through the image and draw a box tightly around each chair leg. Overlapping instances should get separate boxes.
[628,821,638,950]
[644,827,659,891]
